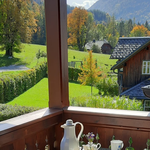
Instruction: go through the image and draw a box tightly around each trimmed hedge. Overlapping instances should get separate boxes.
[0,104,40,121]
[0,62,47,103]
[68,67,82,82]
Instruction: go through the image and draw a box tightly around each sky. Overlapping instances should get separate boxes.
[67,0,98,9]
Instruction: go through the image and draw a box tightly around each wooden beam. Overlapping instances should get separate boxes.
[45,0,69,108]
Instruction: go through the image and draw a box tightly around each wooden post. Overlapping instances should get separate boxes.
[45,0,69,108]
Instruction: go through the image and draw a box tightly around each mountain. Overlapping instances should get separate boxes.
[89,0,150,23]
[67,5,75,14]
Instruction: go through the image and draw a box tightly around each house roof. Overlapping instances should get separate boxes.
[110,37,150,70]
[85,40,109,50]
[120,78,150,100]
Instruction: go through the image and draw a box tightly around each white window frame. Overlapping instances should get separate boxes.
[142,61,150,75]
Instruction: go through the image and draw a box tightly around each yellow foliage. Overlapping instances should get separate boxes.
[78,51,103,89]
[130,25,149,37]
[67,7,88,46]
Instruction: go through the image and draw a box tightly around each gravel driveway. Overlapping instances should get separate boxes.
[0,65,29,72]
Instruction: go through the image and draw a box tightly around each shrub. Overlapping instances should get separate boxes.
[0,79,4,103]
[92,44,101,53]
[70,96,143,111]
[96,77,118,96]
[0,62,47,103]
[0,104,40,121]
[68,67,82,82]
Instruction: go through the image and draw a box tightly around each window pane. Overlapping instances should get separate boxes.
[143,66,146,73]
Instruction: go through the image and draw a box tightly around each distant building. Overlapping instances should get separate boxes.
[85,40,112,54]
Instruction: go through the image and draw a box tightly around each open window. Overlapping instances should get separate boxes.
[142,61,150,75]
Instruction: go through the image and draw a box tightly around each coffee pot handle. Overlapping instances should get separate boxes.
[75,122,84,140]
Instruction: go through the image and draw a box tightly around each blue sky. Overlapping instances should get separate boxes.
[67,0,98,9]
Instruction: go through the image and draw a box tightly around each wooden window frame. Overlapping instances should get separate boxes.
[142,60,150,75]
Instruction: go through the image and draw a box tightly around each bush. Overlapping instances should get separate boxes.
[92,44,101,53]
[0,62,47,103]
[0,104,40,121]
[68,67,82,82]
[70,96,143,111]
[96,77,118,96]
[0,79,4,103]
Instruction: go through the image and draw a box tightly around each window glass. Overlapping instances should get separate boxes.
[142,61,150,74]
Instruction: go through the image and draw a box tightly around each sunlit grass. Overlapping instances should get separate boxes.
[0,44,117,74]
[7,78,97,108]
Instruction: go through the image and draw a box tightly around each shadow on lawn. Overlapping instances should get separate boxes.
[0,55,26,67]
[69,81,81,85]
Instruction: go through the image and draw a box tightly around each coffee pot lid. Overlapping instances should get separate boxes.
[66,119,74,126]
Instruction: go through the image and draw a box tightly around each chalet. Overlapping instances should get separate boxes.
[2,1,150,150]
[110,37,150,99]
[85,40,112,54]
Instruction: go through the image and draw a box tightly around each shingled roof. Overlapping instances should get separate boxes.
[110,37,150,70]
[120,78,150,100]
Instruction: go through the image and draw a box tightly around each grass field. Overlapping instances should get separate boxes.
[7,78,98,108]
[0,44,46,68]
[0,44,117,73]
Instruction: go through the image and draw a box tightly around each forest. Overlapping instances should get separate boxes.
[31,2,150,52]
[1,0,150,55]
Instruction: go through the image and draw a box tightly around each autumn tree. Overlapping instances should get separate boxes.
[0,0,37,57]
[78,50,103,95]
[32,2,46,45]
[67,7,88,51]
[130,25,150,37]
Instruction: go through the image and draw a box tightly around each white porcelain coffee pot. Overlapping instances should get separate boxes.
[60,119,84,150]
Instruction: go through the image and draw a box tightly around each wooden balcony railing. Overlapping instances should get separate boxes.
[0,108,63,150]
[1,106,150,150]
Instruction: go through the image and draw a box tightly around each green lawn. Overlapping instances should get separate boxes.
[68,49,117,73]
[7,78,98,108]
[0,44,117,74]
[0,44,47,68]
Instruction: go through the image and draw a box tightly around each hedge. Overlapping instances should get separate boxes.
[0,62,47,103]
[0,104,40,121]
[68,67,82,82]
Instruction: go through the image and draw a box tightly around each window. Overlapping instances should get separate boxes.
[142,61,150,74]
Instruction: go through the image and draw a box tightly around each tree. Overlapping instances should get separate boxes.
[94,24,106,41]
[105,16,119,48]
[85,12,95,45]
[78,50,103,95]
[0,0,37,57]
[67,7,88,51]
[130,25,150,37]
[32,2,46,45]
[145,20,149,30]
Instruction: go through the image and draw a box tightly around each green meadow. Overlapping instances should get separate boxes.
[7,78,98,108]
[0,44,117,74]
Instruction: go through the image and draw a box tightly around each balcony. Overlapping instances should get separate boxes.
[0,0,150,150]
[1,107,150,149]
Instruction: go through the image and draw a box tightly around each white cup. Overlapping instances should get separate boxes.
[111,140,124,150]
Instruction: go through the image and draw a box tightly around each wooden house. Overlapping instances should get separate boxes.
[2,1,150,150]
[110,37,150,99]
[85,40,112,54]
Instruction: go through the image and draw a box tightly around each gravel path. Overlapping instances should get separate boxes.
[0,65,29,72]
